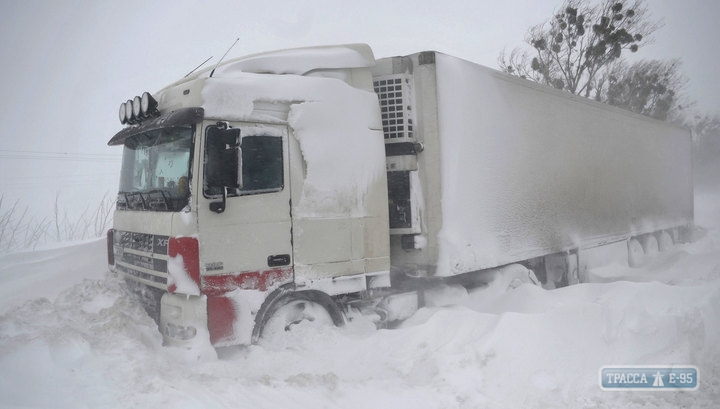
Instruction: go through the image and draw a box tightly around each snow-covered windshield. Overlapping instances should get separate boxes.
[117,127,193,212]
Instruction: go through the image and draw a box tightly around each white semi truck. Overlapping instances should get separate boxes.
[107,44,693,347]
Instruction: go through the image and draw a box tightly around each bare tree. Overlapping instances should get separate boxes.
[692,113,720,188]
[0,195,51,252]
[53,192,116,242]
[92,193,115,237]
[598,58,689,120]
[500,0,660,98]
[2,193,115,253]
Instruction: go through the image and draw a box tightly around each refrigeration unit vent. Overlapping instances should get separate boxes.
[373,75,414,140]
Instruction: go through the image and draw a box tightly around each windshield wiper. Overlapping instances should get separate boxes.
[117,191,148,210]
[117,189,183,211]
[117,191,130,209]
[147,190,171,210]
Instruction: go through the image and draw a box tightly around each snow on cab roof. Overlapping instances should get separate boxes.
[214,43,375,76]
[172,43,375,85]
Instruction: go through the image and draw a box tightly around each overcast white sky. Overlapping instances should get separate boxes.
[0,0,718,223]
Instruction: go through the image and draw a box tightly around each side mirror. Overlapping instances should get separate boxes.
[205,127,241,213]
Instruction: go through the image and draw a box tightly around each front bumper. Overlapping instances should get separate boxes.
[160,292,209,347]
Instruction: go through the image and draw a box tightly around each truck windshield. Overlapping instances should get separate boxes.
[117,127,193,212]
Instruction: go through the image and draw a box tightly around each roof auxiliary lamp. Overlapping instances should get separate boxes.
[119,92,159,125]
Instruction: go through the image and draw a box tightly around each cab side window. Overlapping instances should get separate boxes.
[204,128,283,197]
[240,135,283,193]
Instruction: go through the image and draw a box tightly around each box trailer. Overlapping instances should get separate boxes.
[372,51,693,282]
[106,44,693,348]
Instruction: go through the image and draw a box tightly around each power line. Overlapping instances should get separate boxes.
[0,177,118,187]
[0,149,121,162]
[0,149,118,157]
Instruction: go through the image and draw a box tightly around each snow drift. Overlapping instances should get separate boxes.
[0,191,718,408]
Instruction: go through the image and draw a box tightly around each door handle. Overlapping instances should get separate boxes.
[267,254,291,267]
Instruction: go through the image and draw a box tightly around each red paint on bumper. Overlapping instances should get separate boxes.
[203,267,293,345]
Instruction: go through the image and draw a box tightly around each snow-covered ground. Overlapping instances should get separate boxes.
[1,191,718,409]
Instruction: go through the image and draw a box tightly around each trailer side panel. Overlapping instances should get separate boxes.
[375,52,693,277]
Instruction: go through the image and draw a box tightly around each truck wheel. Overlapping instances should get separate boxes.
[657,231,674,252]
[641,234,659,256]
[493,264,540,290]
[253,290,345,344]
[628,238,644,267]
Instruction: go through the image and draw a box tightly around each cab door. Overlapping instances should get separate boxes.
[197,122,293,291]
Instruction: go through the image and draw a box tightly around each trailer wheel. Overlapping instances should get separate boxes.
[492,264,540,290]
[657,231,674,252]
[628,238,644,267]
[641,234,659,256]
[253,290,345,344]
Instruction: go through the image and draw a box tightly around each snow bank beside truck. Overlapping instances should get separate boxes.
[0,192,718,408]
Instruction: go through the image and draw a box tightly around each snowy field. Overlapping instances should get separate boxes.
[0,191,718,409]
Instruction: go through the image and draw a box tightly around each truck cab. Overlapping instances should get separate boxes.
[107,44,397,347]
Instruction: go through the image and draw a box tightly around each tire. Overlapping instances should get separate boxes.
[628,238,645,267]
[641,234,659,256]
[657,230,674,252]
[253,290,344,343]
[495,264,540,290]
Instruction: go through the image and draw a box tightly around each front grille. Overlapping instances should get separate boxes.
[112,230,169,289]
[116,230,169,253]
[116,264,167,286]
[112,230,170,323]
[119,252,168,272]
